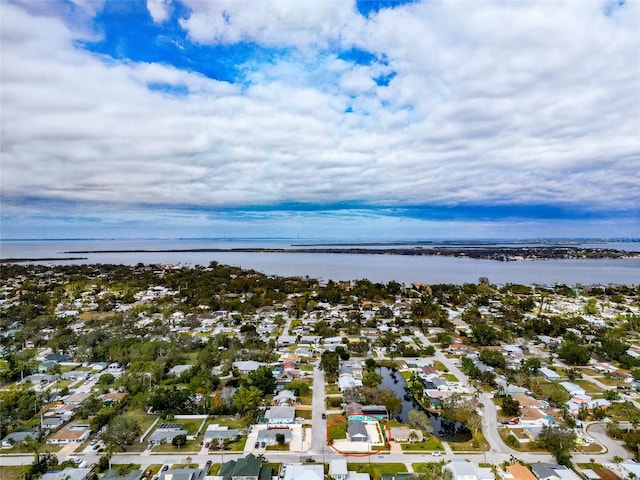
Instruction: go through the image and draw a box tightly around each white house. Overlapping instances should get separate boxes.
[264,406,295,425]
[539,367,562,382]
[559,382,586,397]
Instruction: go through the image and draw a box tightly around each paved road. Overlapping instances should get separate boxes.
[587,422,632,459]
[413,329,516,456]
[309,360,327,453]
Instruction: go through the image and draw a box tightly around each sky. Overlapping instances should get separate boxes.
[1,0,639,240]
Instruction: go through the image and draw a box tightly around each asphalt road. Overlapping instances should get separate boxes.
[309,360,327,453]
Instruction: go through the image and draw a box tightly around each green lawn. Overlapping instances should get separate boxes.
[295,409,312,419]
[433,361,448,372]
[0,466,27,480]
[300,364,314,372]
[326,383,341,395]
[123,409,159,434]
[152,439,199,453]
[400,371,412,380]
[401,435,444,452]
[210,416,251,429]
[575,380,602,394]
[448,431,490,452]
[442,373,458,382]
[348,463,407,480]
[208,465,222,475]
[328,420,348,440]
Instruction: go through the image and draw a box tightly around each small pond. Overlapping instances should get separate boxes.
[378,366,472,442]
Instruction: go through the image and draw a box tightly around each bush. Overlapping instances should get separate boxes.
[505,434,519,447]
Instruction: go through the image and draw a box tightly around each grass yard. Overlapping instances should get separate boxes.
[300,364,314,372]
[328,420,348,441]
[599,376,624,386]
[208,465,222,476]
[295,409,312,419]
[400,371,413,380]
[210,416,250,429]
[607,403,640,423]
[433,361,448,372]
[0,466,27,480]
[348,463,407,480]
[401,435,444,451]
[264,463,282,476]
[442,373,458,382]
[227,436,248,452]
[326,383,340,395]
[575,380,602,394]
[152,440,199,453]
[448,432,490,452]
[124,409,159,434]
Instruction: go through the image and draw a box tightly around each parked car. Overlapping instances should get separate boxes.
[254,442,260,448]
[206,461,212,468]
[260,441,266,448]
[431,452,442,457]
[161,466,169,472]
[305,458,316,463]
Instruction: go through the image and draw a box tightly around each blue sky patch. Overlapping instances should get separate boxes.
[356,0,419,17]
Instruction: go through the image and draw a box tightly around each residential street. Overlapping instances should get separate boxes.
[309,360,327,453]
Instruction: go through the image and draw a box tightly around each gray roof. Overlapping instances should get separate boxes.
[41,468,91,480]
[204,429,240,441]
[257,429,292,442]
[103,470,142,480]
[159,468,207,480]
[148,428,188,443]
[531,463,563,480]
[348,420,369,439]
[2,430,39,444]
[265,406,295,421]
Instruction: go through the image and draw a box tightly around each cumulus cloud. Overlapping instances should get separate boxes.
[147,0,172,23]
[1,0,639,239]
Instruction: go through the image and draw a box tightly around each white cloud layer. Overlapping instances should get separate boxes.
[1,0,639,227]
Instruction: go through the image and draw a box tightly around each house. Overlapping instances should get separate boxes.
[389,427,423,442]
[257,428,291,446]
[361,405,389,421]
[47,423,91,444]
[264,406,295,425]
[330,460,348,480]
[103,470,142,480]
[559,382,586,397]
[338,376,362,391]
[217,453,271,480]
[2,429,39,448]
[160,468,207,480]
[512,394,546,409]
[282,464,324,480]
[233,361,264,374]
[41,468,92,480]
[168,365,193,376]
[539,367,562,382]
[347,420,369,442]
[445,460,495,480]
[620,460,640,480]
[203,425,240,444]
[272,390,296,406]
[531,464,581,480]
[519,407,552,427]
[41,417,65,430]
[147,424,188,447]
[506,464,538,480]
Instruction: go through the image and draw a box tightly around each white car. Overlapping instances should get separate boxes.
[431,452,442,457]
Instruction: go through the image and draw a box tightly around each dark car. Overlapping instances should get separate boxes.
[206,461,212,468]
[161,466,169,472]
[255,442,260,448]
[260,441,266,448]
[321,413,326,419]
[305,458,316,463]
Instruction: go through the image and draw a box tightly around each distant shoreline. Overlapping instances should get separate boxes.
[0,257,88,263]
[33,246,637,261]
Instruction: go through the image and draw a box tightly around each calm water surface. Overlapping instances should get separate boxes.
[1,239,638,285]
